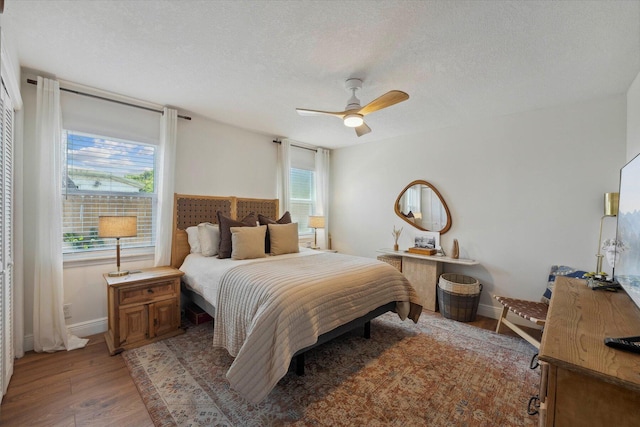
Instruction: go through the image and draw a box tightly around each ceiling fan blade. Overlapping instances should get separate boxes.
[358,90,409,116]
[355,122,371,137]
[296,108,345,118]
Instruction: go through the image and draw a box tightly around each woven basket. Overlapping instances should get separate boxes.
[438,273,480,295]
[437,284,483,322]
[377,255,402,272]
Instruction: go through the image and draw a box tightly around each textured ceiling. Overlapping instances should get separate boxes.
[2,1,640,148]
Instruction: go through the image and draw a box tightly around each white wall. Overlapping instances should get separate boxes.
[174,114,277,197]
[330,95,627,318]
[19,74,278,348]
[628,71,640,161]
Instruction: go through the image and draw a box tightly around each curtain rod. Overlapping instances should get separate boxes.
[26,78,191,120]
[272,139,317,152]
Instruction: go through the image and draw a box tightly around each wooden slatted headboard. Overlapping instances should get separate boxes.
[171,193,279,268]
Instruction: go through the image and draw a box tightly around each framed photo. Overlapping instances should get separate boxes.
[414,231,440,250]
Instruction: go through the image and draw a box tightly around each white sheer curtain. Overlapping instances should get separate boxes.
[154,107,178,266]
[277,139,292,214]
[315,148,330,249]
[33,77,88,352]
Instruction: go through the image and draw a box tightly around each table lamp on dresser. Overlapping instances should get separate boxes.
[308,215,325,249]
[98,216,137,277]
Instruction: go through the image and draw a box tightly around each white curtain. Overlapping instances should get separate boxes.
[277,139,292,214]
[315,148,330,249]
[33,77,88,352]
[154,107,178,266]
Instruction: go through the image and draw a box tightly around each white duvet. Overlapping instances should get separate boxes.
[179,247,319,310]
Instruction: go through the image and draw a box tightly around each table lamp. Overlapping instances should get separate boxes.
[308,215,325,249]
[99,216,137,277]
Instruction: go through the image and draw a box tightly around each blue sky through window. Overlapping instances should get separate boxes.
[66,131,155,177]
[64,131,156,193]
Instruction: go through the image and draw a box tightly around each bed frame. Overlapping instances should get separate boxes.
[171,193,395,375]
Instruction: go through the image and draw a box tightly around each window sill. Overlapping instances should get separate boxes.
[63,247,155,268]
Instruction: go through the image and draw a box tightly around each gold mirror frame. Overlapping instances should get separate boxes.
[394,180,452,234]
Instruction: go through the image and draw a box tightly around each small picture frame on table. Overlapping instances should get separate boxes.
[414,231,440,250]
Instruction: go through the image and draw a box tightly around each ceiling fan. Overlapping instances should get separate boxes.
[296,78,409,137]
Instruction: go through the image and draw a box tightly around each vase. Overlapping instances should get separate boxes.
[393,244,399,251]
[451,239,459,259]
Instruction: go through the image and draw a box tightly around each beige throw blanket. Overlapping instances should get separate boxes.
[212,252,422,403]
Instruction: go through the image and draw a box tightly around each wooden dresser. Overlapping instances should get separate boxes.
[538,276,640,426]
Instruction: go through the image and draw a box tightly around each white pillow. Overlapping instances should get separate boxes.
[198,223,220,257]
[231,225,267,260]
[186,226,201,253]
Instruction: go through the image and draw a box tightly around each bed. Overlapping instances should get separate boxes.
[171,193,422,403]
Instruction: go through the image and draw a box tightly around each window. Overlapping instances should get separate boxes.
[62,131,156,254]
[289,167,315,234]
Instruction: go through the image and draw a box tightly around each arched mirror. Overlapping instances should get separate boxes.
[394,180,452,233]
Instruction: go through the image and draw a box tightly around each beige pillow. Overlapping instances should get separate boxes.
[268,223,299,255]
[198,223,220,257]
[231,225,267,260]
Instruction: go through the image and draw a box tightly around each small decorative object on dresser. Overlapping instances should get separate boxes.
[392,226,402,251]
[451,239,459,259]
[104,266,184,355]
[407,246,437,256]
[412,230,439,255]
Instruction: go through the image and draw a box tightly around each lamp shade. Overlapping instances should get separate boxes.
[308,215,325,229]
[98,216,137,238]
[604,192,619,216]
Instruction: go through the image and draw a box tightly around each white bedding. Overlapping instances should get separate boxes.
[179,247,319,309]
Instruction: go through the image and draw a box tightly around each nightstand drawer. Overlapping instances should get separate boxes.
[119,279,177,305]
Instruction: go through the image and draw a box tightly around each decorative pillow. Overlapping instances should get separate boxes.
[186,226,201,253]
[268,222,299,255]
[231,225,267,260]
[217,211,257,259]
[197,222,220,257]
[541,265,587,303]
[258,211,292,253]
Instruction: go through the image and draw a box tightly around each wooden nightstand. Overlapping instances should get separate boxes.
[104,266,184,355]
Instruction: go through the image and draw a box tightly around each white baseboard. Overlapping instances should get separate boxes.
[476,302,501,320]
[23,317,108,353]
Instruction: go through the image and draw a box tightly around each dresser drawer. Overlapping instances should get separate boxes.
[119,279,177,305]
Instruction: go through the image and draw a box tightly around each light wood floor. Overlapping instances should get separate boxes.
[0,313,540,426]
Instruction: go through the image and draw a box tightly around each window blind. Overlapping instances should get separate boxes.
[289,167,315,234]
[62,131,156,253]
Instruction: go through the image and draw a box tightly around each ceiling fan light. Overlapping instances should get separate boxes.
[343,114,364,128]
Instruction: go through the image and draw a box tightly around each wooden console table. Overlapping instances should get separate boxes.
[538,276,640,426]
[377,248,479,311]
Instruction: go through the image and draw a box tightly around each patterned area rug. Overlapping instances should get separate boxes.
[122,312,539,426]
